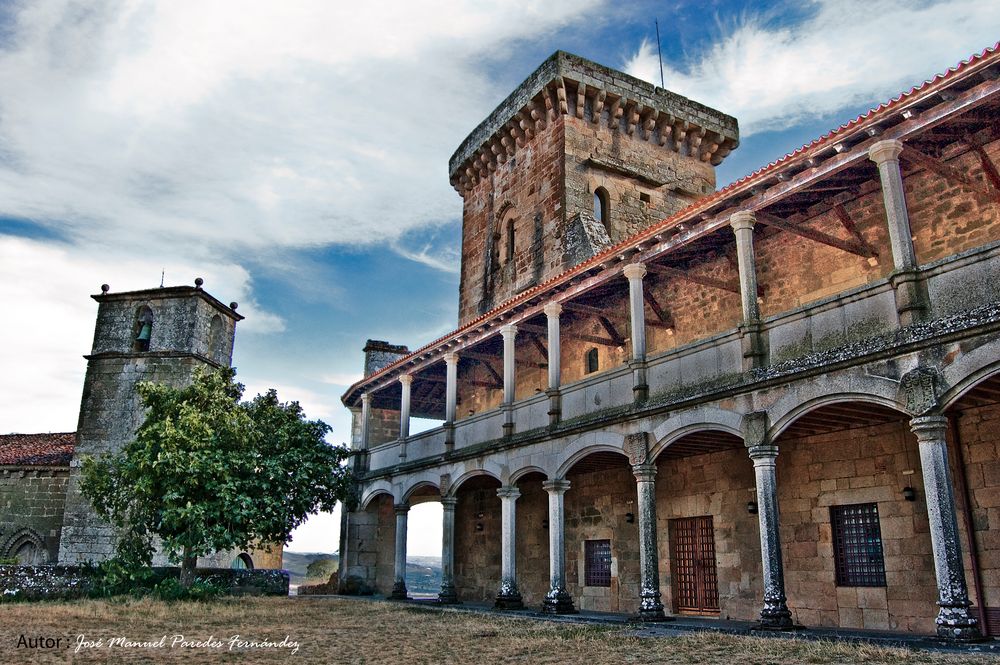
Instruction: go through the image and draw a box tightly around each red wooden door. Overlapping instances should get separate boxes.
[670,516,720,614]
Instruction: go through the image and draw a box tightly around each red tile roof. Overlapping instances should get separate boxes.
[342,41,1000,405]
[0,433,75,466]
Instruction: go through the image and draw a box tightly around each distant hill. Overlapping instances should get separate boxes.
[283,551,338,584]
[283,551,442,594]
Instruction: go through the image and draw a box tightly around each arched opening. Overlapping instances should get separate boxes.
[208,315,224,361]
[585,347,599,374]
[3,529,47,565]
[594,187,610,231]
[231,552,254,570]
[770,399,926,633]
[453,474,501,602]
[562,449,635,613]
[404,484,443,599]
[942,369,1000,637]
[505,217,516,264]
[133,306,154,352]
[653,428,748,618]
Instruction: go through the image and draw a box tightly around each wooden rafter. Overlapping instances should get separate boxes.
[971,144,1000,193]
[643,289,675,330]
[561,301,625,344]
[755,212,874,258]
[899,145,998,201]
[518,322,620,348]
[464,355,503,387]
[646,262,742,295]
[525,332,548,361]
[832,204,880,263]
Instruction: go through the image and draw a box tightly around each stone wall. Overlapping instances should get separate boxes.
[513,474,549,606]
[0,467,70,564]
[454,479,501,602]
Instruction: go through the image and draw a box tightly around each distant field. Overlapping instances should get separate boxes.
[0,596,992,664]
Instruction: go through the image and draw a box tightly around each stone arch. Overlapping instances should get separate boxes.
[448,468,503,497]
[769,391,908,441]
[401,480,441,504]
[360,481,395,510]
[2,528,46,565]
[553,430,626,478]
[940,352,1000,412]
[649,406,745,461]
[509,465,548,485]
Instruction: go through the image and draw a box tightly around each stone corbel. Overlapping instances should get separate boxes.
[624,432,650,466]
[899,366,943,416]
[741,411,769,450]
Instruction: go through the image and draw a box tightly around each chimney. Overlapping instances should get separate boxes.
[363,340,410,377]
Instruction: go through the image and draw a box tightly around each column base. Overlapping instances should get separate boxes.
[437,584,460,605]
[389,582,409,601]
[935,605,983,642]
[541,588,577,614]
[444,423,455,453]
[758,599,794,630]
[494,593,524,610]
[889,268,929,326]
[636,591,670,621]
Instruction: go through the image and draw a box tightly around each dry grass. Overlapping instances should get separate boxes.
[0,596,993,664]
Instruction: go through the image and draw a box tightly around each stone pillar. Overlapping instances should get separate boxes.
[911,416,981,640]
[398,374,412,461]
[541,479,576,614]
[730,211,766,369]
[748,443,793,629]
[544,302,562,426]
[501,324,517,437]
[444,352,458,451]
[495,486,524,609]
[360,392,371,449]
[438,496,459,604]
[633,463,667,621]
[390,504,409,600]
[868,139,927,325]
[623,262,648,401]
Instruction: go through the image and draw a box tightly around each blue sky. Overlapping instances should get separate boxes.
[1,0,997,557]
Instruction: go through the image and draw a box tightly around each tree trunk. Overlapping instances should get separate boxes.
[180,546,197,589]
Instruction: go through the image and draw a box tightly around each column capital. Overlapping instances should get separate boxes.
[632,463,657,482]
[393,503,410,515]
[622,262,647,281]
[910,414,949,442]
[501,323,518,340]
[361,392,371,405]
[868,138,904,165]
[543,301,563,318]
[748,444,779,463]
[730,210,756,232]
[497,486,521,500]
[440,496,458,509]
[542,479,571,495]
[398,374,413,386]
[443,351,459,365]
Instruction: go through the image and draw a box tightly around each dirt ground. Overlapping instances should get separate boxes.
[0,595,994,664]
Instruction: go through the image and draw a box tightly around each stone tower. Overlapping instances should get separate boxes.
[450,51,739,324]
[57,281,243,564]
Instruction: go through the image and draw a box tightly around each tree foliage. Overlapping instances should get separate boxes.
[81,367,352,586]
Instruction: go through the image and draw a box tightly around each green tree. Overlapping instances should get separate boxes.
[81,367,352,588]
[305,557,339,581]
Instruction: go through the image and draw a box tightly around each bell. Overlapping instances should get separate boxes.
[136,322,152,342]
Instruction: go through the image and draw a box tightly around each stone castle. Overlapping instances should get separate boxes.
[338,46,1000,641]
[0,281,280,570]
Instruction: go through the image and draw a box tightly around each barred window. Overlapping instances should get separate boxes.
[584,539,611,587]
[831,503,886,587]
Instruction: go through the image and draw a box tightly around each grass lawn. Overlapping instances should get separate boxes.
[0,596,994,664]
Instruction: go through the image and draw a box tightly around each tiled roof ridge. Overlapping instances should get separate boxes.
[343,41,1000,403]
[0,432,76,466]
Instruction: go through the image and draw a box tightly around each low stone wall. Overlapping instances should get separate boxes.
[0,565,290,601]
[297,571,338,596]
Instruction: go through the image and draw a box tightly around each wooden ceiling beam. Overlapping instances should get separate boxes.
[646,262,742,295]
[899,144,998,201]
[756,211,873,258]
[518,322,621,347]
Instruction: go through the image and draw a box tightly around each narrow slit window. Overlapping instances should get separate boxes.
[506,219,516,263]
[594,187,609,228]
[585,347,599,374]
[585,539,612,587]
[831,503,886,587]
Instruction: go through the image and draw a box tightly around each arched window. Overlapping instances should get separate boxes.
[208,315,223,360]
[133,306,154,353]
[231,553,254,570]
[594,187,610,229]
[505,218,516,263]
[3,528,46,565]
[585,347,599,374]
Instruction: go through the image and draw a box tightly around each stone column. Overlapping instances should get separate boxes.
[748,444,793,629]
[623,262,648,401]
[495,486,524,609]
[911,416,981,640]
[398,374,412,461]
[501,324,517,437]
[360,392,371,449]
[390,504,410,600]
[544,302,562,425]
[444,352,459,450]
[633,463,667,621]
[541,479,576,614]
[730,211,766,369]
[438,496,459,604]
[868,139,927,324]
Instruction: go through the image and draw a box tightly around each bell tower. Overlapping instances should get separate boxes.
[57,280,243,564]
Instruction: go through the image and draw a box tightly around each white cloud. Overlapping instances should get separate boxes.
[624,0,1000,135]
[0,235,280,433]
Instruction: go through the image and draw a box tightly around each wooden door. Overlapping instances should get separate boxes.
[669,516,720,615]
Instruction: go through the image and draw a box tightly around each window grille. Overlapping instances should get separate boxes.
[831,503,887,587]
[584,539,611,587]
